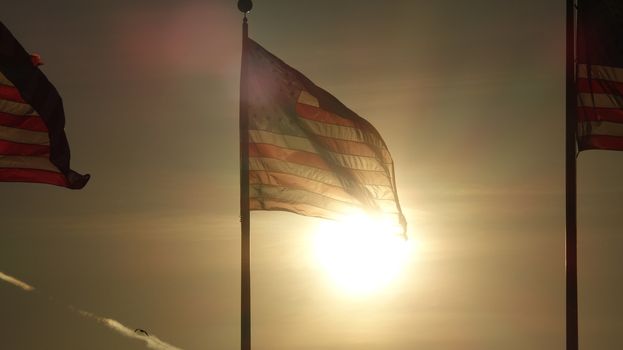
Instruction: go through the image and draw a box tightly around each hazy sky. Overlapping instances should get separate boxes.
[2,1,623,349]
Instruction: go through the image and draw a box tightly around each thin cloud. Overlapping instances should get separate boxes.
[0,271,35,291]
[0,271,182,350]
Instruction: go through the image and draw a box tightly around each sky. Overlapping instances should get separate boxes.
[2,0,623,349]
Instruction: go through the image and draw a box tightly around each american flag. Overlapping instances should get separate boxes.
[0,22,88,188]
[245,38,406,234]
[576,0,623,151]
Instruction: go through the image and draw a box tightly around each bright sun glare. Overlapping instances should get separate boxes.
[313,213,412,296]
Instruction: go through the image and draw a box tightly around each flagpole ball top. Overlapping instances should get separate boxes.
[238,0,253,13]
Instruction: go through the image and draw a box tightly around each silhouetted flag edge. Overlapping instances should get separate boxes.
[0,22,89,188]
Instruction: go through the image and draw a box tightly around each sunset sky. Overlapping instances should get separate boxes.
[2,0,623,349]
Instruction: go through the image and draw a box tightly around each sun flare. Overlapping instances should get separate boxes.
[313,213,412,296]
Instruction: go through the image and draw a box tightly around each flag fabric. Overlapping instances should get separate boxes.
[245,38,406,234]
[576,0,623,151]
[0,22,89,188]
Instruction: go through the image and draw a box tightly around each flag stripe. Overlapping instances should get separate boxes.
[329,151,386,171]
[250,198,341,221]
[249,129,316,154]
[250,141,387,172]
[577,92,623,109]
[249,119,307,139]
[0,168,68,186]
[0,125,49,145]
[579,135,623,151]
[0,84,25,103]
[0,155,60,172]
[0,139,49,156]
[295,103,356,128]
[301,117,387,149]
[577,78,623,95]
[249,128,389,159]
[0,112,48,132]
[315,135,392,162]
[250,169,395,202]
[248,157,393,187]
[578,64,623,83]
[350,168,393,186]
[250,170,356,203]
[250,142,329,170]
[0,99,38,116]
[250,173,399,218]
[249,156,342,186]
[250,184,356,213]
[580,120,623,137]
[250,188,399,216]
[250,198,400,223]
[577,106,623,123]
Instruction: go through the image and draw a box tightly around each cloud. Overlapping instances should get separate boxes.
[0,271,35,291]
[0,271,182,350]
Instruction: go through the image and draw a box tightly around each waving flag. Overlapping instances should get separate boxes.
[576,0,623,151]
[245,38,406,234]
[0,22,89,188]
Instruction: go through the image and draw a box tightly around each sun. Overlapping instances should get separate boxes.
[313,213,412,296]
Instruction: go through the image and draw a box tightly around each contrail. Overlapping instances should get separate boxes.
[74,309,183,350]
[0,271,183,350]
[0,271,34,291]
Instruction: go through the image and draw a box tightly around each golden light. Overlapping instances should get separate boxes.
[313,212,412,296]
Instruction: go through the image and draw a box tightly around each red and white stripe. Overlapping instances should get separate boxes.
[0,72,68,186]
[577,64,623,151]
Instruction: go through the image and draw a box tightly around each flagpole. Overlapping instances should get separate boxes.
[238,1,253,350]
[565,1,578,350]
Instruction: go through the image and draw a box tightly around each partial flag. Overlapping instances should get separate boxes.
[0,22,88,188]
[576,0,623,151]
[245,38,406,234]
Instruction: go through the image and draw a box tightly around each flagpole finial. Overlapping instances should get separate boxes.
[238,0,253,13]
